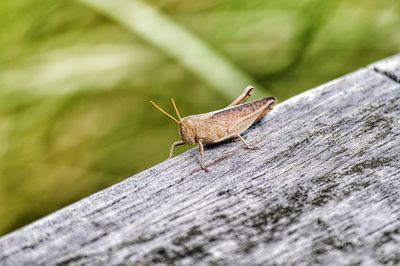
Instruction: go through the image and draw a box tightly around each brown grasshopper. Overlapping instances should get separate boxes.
[150,86,277,171]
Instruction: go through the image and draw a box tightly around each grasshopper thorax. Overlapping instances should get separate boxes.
[179,117,197,144]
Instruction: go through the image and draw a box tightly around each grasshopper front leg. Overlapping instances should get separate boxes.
[169,140,185,159]
[198,140,209,172]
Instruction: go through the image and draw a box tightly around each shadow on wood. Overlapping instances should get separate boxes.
[1,55,400,266]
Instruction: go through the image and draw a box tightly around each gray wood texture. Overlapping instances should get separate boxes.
[1,55,400,266]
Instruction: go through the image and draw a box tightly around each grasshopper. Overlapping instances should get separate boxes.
[150,86,277,171]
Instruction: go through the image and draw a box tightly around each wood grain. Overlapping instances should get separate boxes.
[1,55,400,266]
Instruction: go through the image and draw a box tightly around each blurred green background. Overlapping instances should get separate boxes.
[0,0,399,236]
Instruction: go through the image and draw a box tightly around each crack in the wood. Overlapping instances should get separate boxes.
[372,66,400,84]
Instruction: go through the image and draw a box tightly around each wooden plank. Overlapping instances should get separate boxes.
[1,55,400,266]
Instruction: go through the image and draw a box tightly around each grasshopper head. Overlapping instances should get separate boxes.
[150,99,196,144]
[179,118,196,144]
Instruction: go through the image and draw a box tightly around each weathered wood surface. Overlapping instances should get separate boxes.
[1,55,400,266]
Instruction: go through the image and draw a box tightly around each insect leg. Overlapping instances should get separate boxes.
[198,140,209,172]
[227,85,254,107]
[237,134,256,149]
[169,140,185,159]
[255,104,275,122]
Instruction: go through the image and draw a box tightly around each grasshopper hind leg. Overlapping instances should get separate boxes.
[227,86,254,107]
[237,134,257,150]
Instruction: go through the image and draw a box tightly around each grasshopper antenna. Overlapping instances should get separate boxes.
[171,98,182,121]
[150,101,180,124]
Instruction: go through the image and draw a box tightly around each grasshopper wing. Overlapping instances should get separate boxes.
[210,96,276,137]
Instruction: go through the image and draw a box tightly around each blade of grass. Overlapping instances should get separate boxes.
[75,0,269,98]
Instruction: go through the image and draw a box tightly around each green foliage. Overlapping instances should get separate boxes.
[0,0,399,235]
